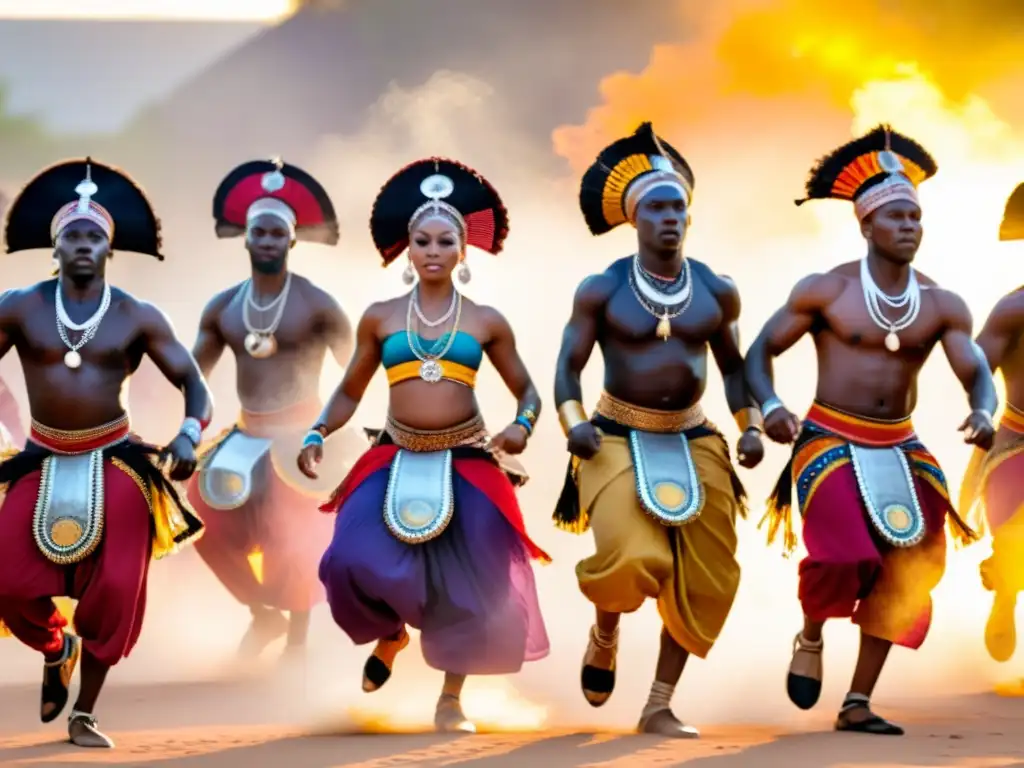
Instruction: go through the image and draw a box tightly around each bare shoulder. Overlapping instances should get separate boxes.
[574,270,618,310]
[786,270,847,311]
[200,282,244,321]
[467,299,512,338]
[117,289,174,332]
[358,296,401,337]
[991,287,1024,319]
[918,277,972,329]
[292,273,344,314]
[689,258,740,316]
[0,281,46,314]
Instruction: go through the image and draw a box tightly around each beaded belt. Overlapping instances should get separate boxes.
[595,392,705,434]
[30,415,131,455]
[384,414,489,453]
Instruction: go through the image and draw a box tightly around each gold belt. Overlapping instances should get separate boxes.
[595,391,705,433]
[1002,402,1024,434]
[384,414,489,452]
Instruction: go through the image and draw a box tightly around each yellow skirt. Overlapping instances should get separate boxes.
[575,433,741,658]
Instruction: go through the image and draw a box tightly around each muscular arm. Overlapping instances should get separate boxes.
[319,294,355,368]
[745,273,840,406]
[938,290,998,414]
[705,272,756,417]
[313,306,383,435]
[138,302,213,427]
[0,288,23,362]
[483,308,540,424]
[191,291,232,378]
[554,275,614,406]
[974,291,1024,373]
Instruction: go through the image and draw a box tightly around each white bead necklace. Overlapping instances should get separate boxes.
[860,257,920,352]
[55,280,111,369]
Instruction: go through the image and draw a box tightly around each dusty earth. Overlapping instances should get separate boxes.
[1,677,1023,767]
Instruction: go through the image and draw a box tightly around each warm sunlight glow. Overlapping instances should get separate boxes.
[0,0,297,22]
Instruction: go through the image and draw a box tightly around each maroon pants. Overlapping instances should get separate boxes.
[0,461,152,666]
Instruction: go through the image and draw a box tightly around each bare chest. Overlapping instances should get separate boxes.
[603,282,723,345]
[20,306,139,371]
[220,291,324,355]
[821,289,941,353]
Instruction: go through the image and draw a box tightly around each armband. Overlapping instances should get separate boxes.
[557,400,588,437]
[734,407,763,433]
[179,417,203,448]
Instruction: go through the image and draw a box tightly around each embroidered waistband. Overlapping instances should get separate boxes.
[595,391,705,433]
[805,401,915,447]
[29,415,130,455]
[1001,402,1024,434]
[384,414,488,452]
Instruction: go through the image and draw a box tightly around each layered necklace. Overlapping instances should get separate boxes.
[627,254,694,341]
[406,285,463,382]
[242,273,292,359]
[55,280,112,369]
[860,258,920,352]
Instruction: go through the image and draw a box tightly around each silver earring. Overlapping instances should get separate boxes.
[457,262,471,284]
[402,262,415,285]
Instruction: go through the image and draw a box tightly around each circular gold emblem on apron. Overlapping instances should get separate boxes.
[400,499,435,529]
[50,519,84,547]
[883,504,912,532]
[653,482,687,509]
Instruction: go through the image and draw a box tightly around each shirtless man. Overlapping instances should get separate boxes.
[746,126,995,735]
[960,182,1024,663]
[0,159,211,747]
[188,159,356,659]
[553,122,764,737]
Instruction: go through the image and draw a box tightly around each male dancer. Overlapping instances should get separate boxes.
[0,159,211,747]
[553,122,764,738]
[960,183,1024,663]
[746,126,995,735]
[188,159,357,659]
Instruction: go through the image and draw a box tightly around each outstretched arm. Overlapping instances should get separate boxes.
[975,290,1024,373]
[938,291,997,447]
[140,302,213,428]
[312,306,383,436]
[554,275,613,431]
[483,308,540,446]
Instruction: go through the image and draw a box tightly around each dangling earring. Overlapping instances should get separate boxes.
[457,261,471,284]
[51,256,60,277]
[402,260,415,285]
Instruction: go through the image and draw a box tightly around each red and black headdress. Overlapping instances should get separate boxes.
[212,158,338,245]
[579,122,695,236]
[1000,183,1024,241]
[369,157,509,265]
[4,158,163,258]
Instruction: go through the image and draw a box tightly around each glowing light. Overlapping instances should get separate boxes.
[0,0,298,22]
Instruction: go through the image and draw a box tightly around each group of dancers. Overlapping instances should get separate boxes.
[0,120,1020,749]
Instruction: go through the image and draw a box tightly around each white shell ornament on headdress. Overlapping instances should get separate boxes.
[420,174,455,200]
[650,155,673,172]
[878,150,903,174]
[261,169,286,193]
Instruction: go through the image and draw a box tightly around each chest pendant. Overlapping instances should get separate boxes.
[884,331,900,352]
[656,312,672,341]
[244,332,278,359]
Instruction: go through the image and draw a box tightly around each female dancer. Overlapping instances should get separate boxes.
[297,158,550,732]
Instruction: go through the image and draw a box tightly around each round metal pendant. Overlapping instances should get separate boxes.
[883,503,912,533]
[419,360,443,382]
[64,350,82,369]
[884,331,900,352]
[244,332,277,359]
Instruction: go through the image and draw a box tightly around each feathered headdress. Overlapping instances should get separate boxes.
[999,183,1024,241]
[795,124,937,221]
[212,158,338,245]
[370,157,509,265]
[4,158,163,257]
[579,122,694,236]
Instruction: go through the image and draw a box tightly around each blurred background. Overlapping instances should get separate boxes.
[0,0,1023,734]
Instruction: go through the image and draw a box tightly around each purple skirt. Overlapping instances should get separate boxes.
[319,468,549,675]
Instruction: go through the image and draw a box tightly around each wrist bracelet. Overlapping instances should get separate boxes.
[514,415,533,435]
[303,430,325,448]
[179,416,202,448]
[973,408,994,424]
[557,400,588,437]
[761,396,785,419]
[733,407,763,433]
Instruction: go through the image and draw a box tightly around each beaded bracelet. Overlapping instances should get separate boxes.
[303,431,325,448]
[514,415,533,436]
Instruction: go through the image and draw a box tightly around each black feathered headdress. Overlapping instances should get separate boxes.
[370,157,509,265]
[579,122,694,236]
[212,158,338,245]
[999,183,1024,241]
[4,158,163,258]
[795,124,937,220]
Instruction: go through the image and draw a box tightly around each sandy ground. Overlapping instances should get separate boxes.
[2,676,1024,767]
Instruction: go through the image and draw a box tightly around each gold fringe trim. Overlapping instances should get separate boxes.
[758,502,798,558]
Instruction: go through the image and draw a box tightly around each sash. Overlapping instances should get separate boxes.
[197,428,272,510]
[32,450,105,565]
[383,449,455,544]
[628,429,705,526]
[849,444,926,547]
